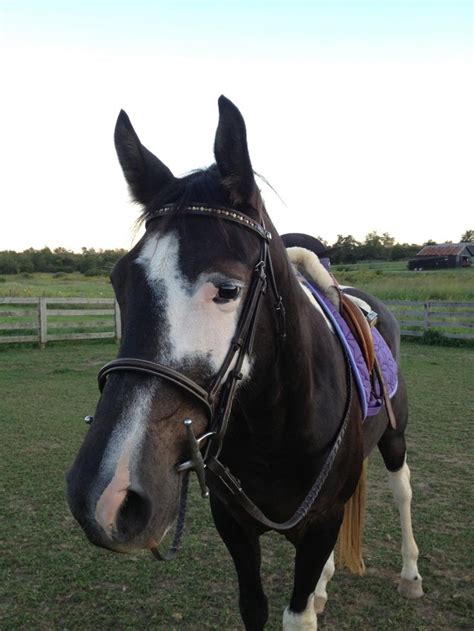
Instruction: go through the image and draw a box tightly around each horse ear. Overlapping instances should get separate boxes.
[214,96,256,204]
[114,110,175,206]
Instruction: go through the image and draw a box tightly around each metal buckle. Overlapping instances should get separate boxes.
[176,419,215,498]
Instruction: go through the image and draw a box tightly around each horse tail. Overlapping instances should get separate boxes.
[336,458,368,575]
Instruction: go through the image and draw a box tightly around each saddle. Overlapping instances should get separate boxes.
[283,233,397,428]
[282,232,376,372]
[339,292,376,373]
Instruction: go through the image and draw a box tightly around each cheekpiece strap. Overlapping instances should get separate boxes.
[145,204,272,242]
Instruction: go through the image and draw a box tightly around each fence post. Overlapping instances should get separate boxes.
[114,299,122,342]
[423,301,430,333]
[39,297,48,348]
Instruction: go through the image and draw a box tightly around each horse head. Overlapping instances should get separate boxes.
[66,97,285,553]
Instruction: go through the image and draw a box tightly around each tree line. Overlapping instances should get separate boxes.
[0,247,127,275]
[0,230,472,275]
[326,229,473,264]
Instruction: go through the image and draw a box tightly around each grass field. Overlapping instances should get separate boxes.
[1,340,472,630]
[1,264,474,302]
[2,266,473,345]
[0,273,114,299]
[331,263,474,301]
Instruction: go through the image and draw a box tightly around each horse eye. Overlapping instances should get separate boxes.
[214,283,242,303]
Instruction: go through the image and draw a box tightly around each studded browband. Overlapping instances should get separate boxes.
[145,203,273,242]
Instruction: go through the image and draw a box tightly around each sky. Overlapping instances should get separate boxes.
[1,0,473,252]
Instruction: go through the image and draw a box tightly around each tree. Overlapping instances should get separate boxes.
[331,235,361,263]
[390,242,421,261]
[359,232,387,260]
[460,229,474,242]
[381,232,395,248]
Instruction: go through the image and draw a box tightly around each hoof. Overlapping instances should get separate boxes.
[398,576,424,599]
[313,596,327,614]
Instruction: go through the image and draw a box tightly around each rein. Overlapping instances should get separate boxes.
[93,203,352,558]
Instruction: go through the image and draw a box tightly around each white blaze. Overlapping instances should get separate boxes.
[94,385,153,533]
[137,231,248,373]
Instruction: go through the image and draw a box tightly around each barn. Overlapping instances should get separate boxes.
[408,243,474,270]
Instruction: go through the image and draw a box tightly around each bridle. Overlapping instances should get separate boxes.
[98,202,286,471]
[90,202,353,559]
[95,203,285,554]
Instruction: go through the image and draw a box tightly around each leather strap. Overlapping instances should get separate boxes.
[340,294,376,373]
[145,204,272,242]
[98,358,213,416]
[150,471,190,561]
[205,341,353,530]
[373,357,397,430]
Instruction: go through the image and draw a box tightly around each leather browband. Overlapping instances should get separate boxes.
[145,204,273,242]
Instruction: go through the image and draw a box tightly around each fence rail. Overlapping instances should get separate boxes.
[1,297,473,345]
[0,297,121,346]
[385,300,474,340]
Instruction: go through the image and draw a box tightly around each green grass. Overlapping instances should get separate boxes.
[332,262,474,301]
[0,273,113,298]
[0,341,472,629]
[1,265,474,302]
[2,267,473,345]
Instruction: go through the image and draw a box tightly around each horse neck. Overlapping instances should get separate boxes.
[238,225,348,453]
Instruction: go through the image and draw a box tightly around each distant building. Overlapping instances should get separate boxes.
[408,243,474,270]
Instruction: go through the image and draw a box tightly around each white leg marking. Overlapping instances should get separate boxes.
[283,593,317,631]
[388,457,424,598]
[314,551,335,614]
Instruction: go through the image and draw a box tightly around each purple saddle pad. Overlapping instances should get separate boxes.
[303,280,398,420]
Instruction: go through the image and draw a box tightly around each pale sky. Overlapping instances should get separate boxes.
[1,0,473,252]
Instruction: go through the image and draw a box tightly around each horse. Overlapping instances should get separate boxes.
[66,96,423,630]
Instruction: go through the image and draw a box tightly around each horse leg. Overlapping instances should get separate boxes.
[283,518,341,630]
[313,551,335,614]
[378,427,424,599]
[210,497,268,631]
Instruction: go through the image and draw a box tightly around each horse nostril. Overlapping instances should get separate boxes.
[115,488,152,541]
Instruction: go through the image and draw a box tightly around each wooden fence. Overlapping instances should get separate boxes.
[385,300,474,340]
[0,297,121,346]
[0,297,473,345]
